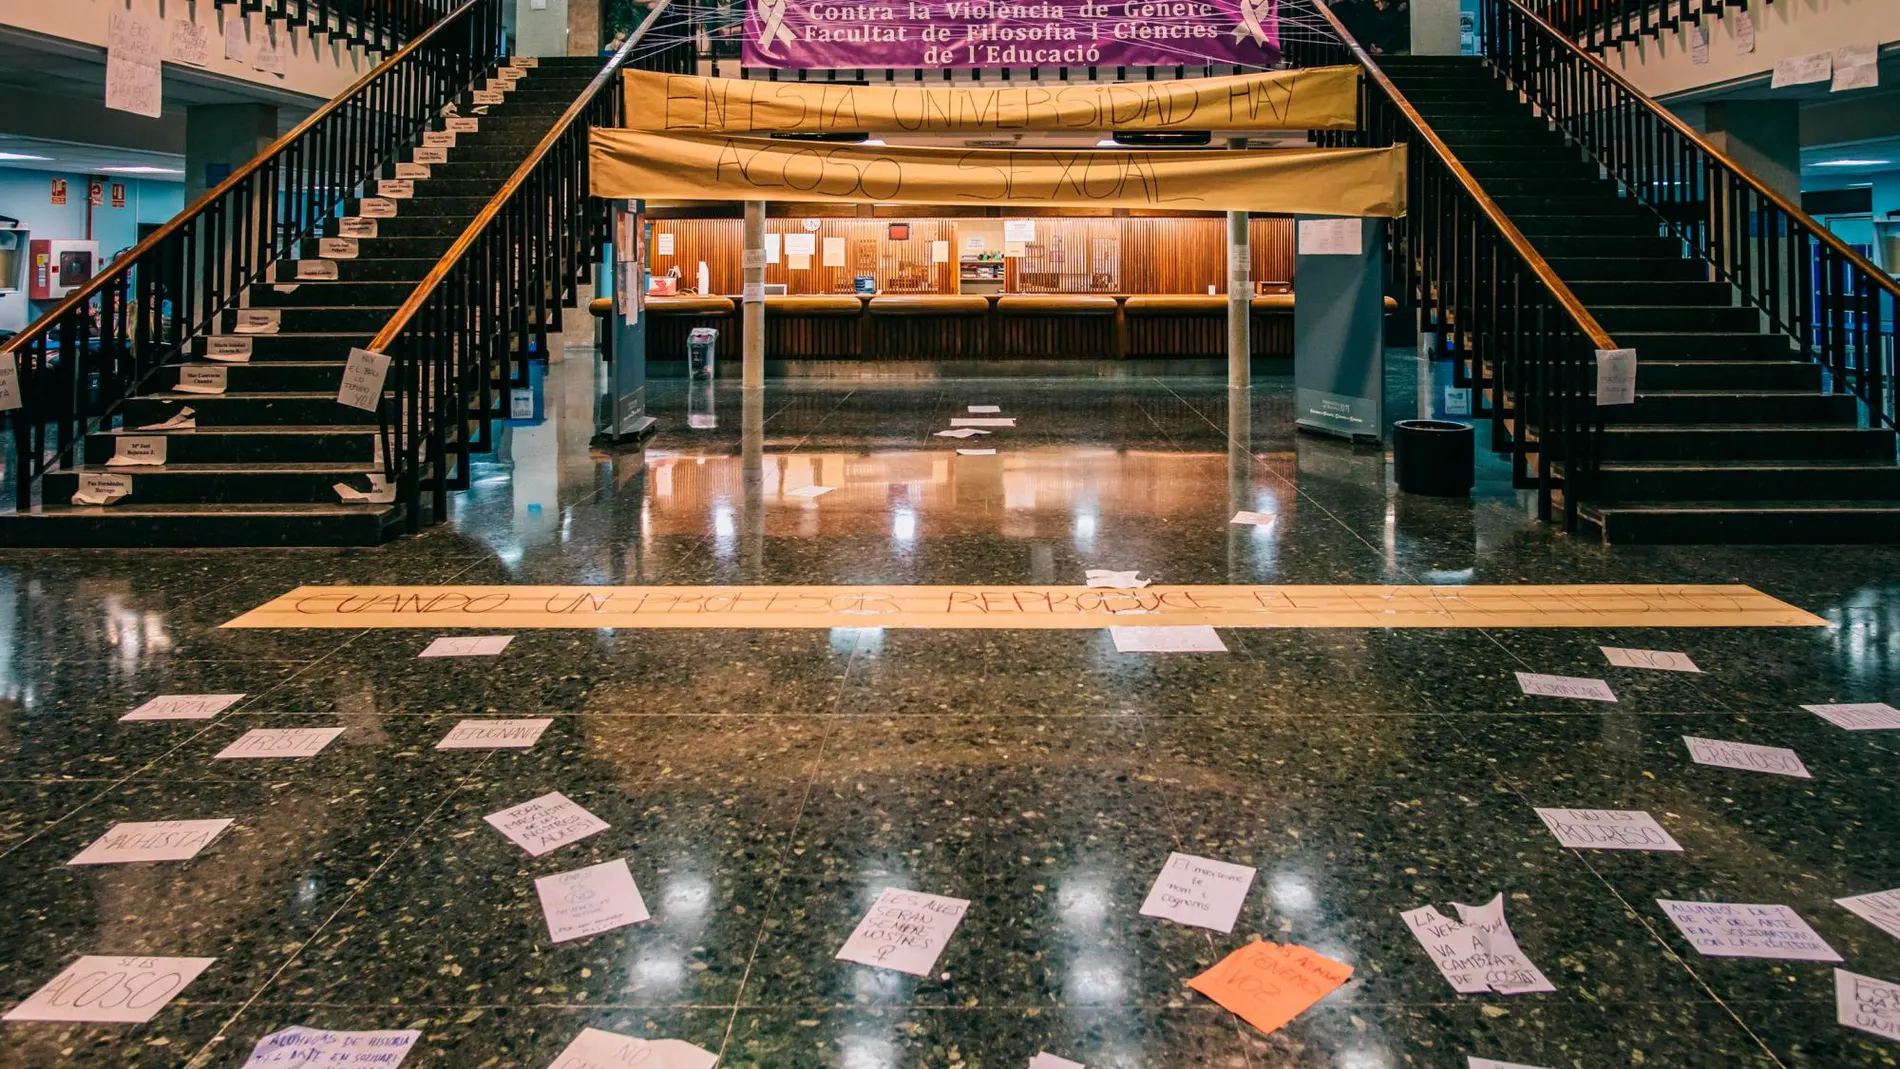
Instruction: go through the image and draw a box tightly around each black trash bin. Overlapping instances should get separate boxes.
[1393,419,1475,497]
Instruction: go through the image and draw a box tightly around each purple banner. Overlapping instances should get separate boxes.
[743,0,1281,70]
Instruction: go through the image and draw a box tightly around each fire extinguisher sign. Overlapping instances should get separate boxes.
[50,178,67,205]
[111,183,127,209]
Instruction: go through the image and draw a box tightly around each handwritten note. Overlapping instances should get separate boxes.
[69,819,233,865]
[108,436,168,467]
[239,1027,420,1068]
[1689,22,1709,65]
[1470,1060,1554,1069]
[1683,736,1810,778]
[1837,889,1900,942]
[1139,852,1255,932]
[1833,44,1880,91]
[1230,510,1274,527]
[1838,969,1900,1042]
[106,11,164,119]
[1086,570,1150,589]
[223,16,248,61]
[1601,646,1700,672]
[1515,672,1617,702]
[535,858,650,943]
[835,887,970,976]
[1658,900,1840,961]
[0,352,19,412]
[1111,626,1228,653]
[1734,8,1755,52]
[934,428,986,439]
[1187,941,1352,1035]
[216,726,344,760]
[1029,1056,1085,1069]
[957,448,997,456]
[168,20,212,66]
[436,718,552,750]
[1534,807,1681,851]
[968,405,1002,413]
[337,348,390,412]
[206,336,253,362]
[235,308,281,334]
[1296,217,1362,256]
[1772,53,1833,88]
[3,956,215,1022]
[123,693,244,721]
[547,1030,717,1069]
[1804,703,1900,730]
[822,236,846,267]
[418,635,514,657]
[951,417,1015,427]
[484,791,608,856]
[1402,894,1554,995]
[1594,348,1636,405]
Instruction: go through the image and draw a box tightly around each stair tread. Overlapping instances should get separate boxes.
[1606,423,1884,432]
[1591,500,1900,512]
[94,425,377,435]
[57,462,379,474]
[1601,459,1900,470]
[136,391,357,401]
[10,502,397,517]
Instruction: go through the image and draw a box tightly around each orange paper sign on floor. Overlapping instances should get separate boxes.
[1187,941,1354,1035]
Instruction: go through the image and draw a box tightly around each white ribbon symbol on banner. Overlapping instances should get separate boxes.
[1231,0,1274,45]
[755,0,799,55]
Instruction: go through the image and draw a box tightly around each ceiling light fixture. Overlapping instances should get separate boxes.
[99,165,183,175]
[1813,158,1891,167]
[0,152,53,161]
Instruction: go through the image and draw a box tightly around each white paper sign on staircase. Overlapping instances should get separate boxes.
[473,89,504,104]
[446,116,480,133]
[0,351,20,411]
[394,163,430,180]
[423,130,457,148]
[377,180,415,199]
[297,259,339,280]
[1595,349,1636,405]
[176,366,228,395]
[74,472,132,505]
[497,66,527,82]
[235,308,281,334]
[338,348,391,412]
[108,436,167,467]
[319,237,359,260]
[339,217,379,239]
[413,147,448,165]
[206,336,253,362]
[359,197,399,218]
[509,56,539,67]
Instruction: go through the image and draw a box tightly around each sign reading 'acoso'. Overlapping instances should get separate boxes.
[621,67,1363,135]
[589,130,1409,216]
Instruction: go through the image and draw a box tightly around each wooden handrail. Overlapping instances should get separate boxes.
[367,0,675,351]
[0,0,488,357]
[1500,0,1900,301]
[1310,0,1617,350]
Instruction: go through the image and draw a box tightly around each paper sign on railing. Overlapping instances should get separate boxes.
[394,163,430,180]
[446,117,480,134]
[359,197,399,218]
[339,217,379,239]
[206,336,253,362]
[319,237,359,260]
[1595,348,1636,406]
[378,179,415,199]
[0,351,20,412]
[338,347,391,412]
[413,147,449,165]
[297,259,339,280]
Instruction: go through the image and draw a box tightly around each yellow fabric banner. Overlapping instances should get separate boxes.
[621,66,1363,135]
[589,130,1408,217]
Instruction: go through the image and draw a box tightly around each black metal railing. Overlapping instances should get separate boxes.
[0,0,502,513]
[1486,0,1898,434]
[362,0,690,531]
[1524,0,1744,52]
[1288,2,1617,530]
[215,0,461,50]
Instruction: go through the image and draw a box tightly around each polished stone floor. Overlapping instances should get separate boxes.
[4,351,1900,1068]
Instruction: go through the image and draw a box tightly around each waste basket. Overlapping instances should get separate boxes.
[687,327,718,380]
[1393,419,1474,497]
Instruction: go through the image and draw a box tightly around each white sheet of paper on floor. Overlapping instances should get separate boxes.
[137,407,197,430]
[1734,8,1755,52]
[1086,569,1150,589]
[0,352,19,411]
[1230,510,1274,527]
[835,887,971,976]
[510,55,539,67]
[952,417,1015,427]
[1658,900,1840,961]
[359,197,399,218]
[1594,348,1636,405]
[295,258,338,279]
[786,485,835,498]
[206,336,253,362]
[1832,45,1879,91]
[2,955,216,1023]
[1837,968,1900,1042]
[334,473,395,503]
[1469,1060,1555,1069]
[235,308,281,334]
[968,405,1002,413]
[687,414,716,429]
[1402,893,1554,995]
[1838,889,1900,943]
[957,448,997,456]
[108,435,167,467]
[215,726,345,760]
[69,818,233,865]
[74,472,132,505]
[418,635,514,657]
[338,347,391,412]
[1804,703,1900,730]
[239,1026,422,1068]
[123,693,244,721]
[1029,1056,1085,1069]
[546,1030,717,1069]
[934,428,984,438]
[536,857,650,943]
[1111,625,1227,654]
[1514,672,1616,702]
[436,717,553,750]
[1682,736,1810,778]
[176,367,228,395]
[223,16,247,61]
[484,791,609,856]
[1772,52,1832,88]
[1534,807,1682,851]
[1138,852,1256,933]
[1600,646,1700,672]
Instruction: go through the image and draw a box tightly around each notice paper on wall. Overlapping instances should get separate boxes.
[106,10,164,119]
[1683,736,1810,778]
[1838,889,1900,942]
[417,635,514,657]
[223,15,248,61]
[436,717,553,750]
[216,726,345,760]
[765,232,781,263]
[545,1031,717,1069]
[1804,702,1900,730]
[239,1026,421,1069]
[1515,672,1616,702]
[957,448,998,456]
[785,232,815,256]
[1837,969,1900,1042]
[1601,646,1699,672]
[1112,626,1228,654]
[69,819,233,865]
[1004,218,1037,243]
[1402,893,1554,994]
[123,693,245,721]
[788,252,810,270]
[931,239,950,264]
[1735,8,1755,53]
[484,791,609,856]
[168,20,211,66]
[3,956,216,1023]
[1772,52,1833,88]
[655,232,674,255]
[1535,807,1682,851]
[1139,852,1255,932]
[835,887,970,976]
[251,34,286,76]
[1187,941,1352,1036]
[1029,1056,1085,1069]
[536,858,650,943]
[1296,217,1362,256]
[1595,348,1636,405]
[822,236,846,267]
[337,348,391,412]
[1833,44,1880,91]
[1658,900,1841,961]
[1689,22,1709,65]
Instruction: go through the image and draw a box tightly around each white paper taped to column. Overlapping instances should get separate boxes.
[338,348,391,412]
[743,248,767,269]
[339,217,379,239]
[742,282,765,303]
[176,367,228,395]
[319,237,359,260]
[1595,348,1636,405]
[206,336,253,362]
[2,956,216,1023]
[297,259,339,280]
[378,179,415,199]
[74,472,132,505]
[446,116,480,133]
[109,436,167,467]
[359,197,399,218]
[235,308,281,334]
[394,162,430,180]
[1297,217,1362,255]
[0,351,21,411]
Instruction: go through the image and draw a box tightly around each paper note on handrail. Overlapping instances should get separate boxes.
[1595,348,1636,405]
[338,348,389,412]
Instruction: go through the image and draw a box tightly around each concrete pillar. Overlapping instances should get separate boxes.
[742,200,765,390]
[184,103,278,201]
[568,0,601,56]
[1703,100,1802,200]
[1411,0,1462,54]
[1227,137,1250,390]
[515,0,569,57]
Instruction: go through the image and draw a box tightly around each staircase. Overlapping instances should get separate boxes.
[1379,54,1900,544]
[1,57,602,548]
